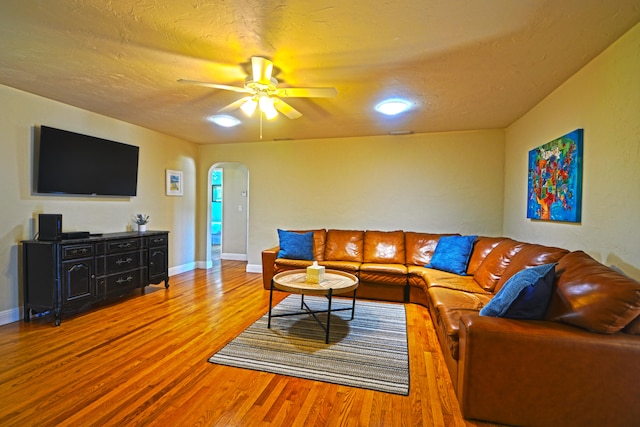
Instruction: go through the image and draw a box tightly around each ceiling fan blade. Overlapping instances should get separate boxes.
[251,57,273,84]
[274,87,338,98]
[274,99,303,119]
[177,79,251,94]
[218,97,253,113]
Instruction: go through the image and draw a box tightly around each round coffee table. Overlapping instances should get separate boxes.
[268,269,359,343]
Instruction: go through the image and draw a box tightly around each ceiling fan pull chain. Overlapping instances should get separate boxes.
[260,112,263,140]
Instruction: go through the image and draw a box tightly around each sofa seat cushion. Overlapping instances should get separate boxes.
[360,262,407,275]
[324,229,364,262]
[428,287,492,320]
[318,260,361,272]
[360,263,407,286]
[363,230,406,264]
[434,308,479,361]
[407,265,429,289]
[547,251,640,334]
[428,287,492,360]
[417,267,491,294]
[275,258,315,270]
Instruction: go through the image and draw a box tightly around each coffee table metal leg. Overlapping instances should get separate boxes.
[268,280,274,328]
[325,288,333,344]
[351,289,357,320]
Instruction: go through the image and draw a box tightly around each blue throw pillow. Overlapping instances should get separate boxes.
[425,235,477,275]
[277,229,314,260]
[480,263,557,319]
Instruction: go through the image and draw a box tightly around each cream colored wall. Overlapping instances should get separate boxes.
[504,23,640,280]
[0,84,198,321]
[197,130,506,269]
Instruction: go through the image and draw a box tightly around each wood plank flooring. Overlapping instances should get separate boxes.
[0,260,500,427]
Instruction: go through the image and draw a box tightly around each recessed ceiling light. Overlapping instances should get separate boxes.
[375,98,412,116]
[209,115,241,127]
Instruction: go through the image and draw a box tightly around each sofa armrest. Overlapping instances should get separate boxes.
[261,246,279,290]
[457,314,640,427]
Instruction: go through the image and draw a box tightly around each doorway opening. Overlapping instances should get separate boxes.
[211,168,222,261]
[206,163,249,268]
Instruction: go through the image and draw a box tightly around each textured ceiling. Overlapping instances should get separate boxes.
[0,1,639,144]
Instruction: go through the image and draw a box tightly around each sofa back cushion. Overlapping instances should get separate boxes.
[466,237,506,275]
[308,229,327,261]
[405,232,457,266]
[546,251,640,334]
[473,239,525,292]
[493,244,569,293]
[363,230,405,264]
[324,229,364,262]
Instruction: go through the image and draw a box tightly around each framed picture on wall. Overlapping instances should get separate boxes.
[166,169,183,196]
[527,129,583,222]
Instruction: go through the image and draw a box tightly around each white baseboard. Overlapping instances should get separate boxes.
[0,262,261,326]
[168,262,196,277]
[196,260,213,269]
[246,264,262,273]
[221,253,248,261]
[0,307,21,326]
[0,262,198,327]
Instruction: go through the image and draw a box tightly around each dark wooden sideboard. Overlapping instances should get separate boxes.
[22,231,169,326]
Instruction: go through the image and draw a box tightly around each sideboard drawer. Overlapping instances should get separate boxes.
[101,250,146,275]
[106,239,142,253]
[101,268,147,298]
[61,244,94,260]
[148,235,168,248]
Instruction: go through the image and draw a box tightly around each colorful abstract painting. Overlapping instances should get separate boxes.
[527,129,583,222]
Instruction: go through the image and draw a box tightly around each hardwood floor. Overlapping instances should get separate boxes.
[0,260,499,427]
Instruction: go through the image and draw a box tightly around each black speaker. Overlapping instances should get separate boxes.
[38,214,62,241]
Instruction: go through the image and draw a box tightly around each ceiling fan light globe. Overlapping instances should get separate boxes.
[259,96,279,120]
[240,98,258,117]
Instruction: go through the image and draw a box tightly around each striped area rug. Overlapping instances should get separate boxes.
[209,295,409,395]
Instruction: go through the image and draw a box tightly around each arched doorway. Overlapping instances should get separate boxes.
[206,163,249,267]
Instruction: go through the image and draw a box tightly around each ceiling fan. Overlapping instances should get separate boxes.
[178,57,338,120]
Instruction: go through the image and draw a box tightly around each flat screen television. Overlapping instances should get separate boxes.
[35,125,139,196]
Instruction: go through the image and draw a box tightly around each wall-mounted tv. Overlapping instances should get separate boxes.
[35,125,139,197]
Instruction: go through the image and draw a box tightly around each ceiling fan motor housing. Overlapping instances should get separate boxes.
[244,76,279,96]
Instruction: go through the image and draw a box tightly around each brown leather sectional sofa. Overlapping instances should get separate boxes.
[262,229,640,426]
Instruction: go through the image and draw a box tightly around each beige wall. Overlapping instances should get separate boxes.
[198,130,506,269]
[504,22,640,280]
[0,84,198,322]
[6,21,638,323]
